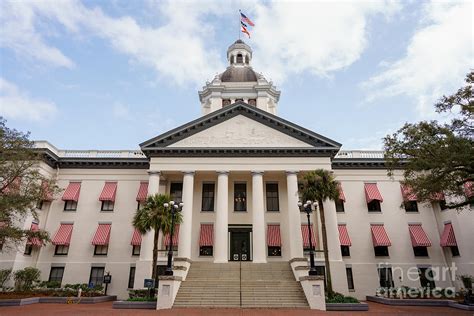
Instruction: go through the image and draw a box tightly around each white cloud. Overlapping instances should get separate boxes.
[362,1,473,117]
[0,78,58,121]
[251,1,401,83]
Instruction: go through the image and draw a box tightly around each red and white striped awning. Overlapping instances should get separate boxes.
[27,223,42,247]
[164,225,180,247]
[42,181,54,201]
[464,181,473,198]
[337,183,346,202]
[364,183,383,203]
[52,224,74,246]
[440,223,457,247]
[136,182,148,202]
[401,184,417,201]
[62,182,81,201]
[301,224,317,248]
[371,224,391,247]
[131,228,142,246]
[99,182,117,202]
[2,177,21,195]
[338,224,352,246]
[408,224,431,247]
[431,192,445,201]
[91,224,111,245]
[267,224,281,247]
[199,224,213,247]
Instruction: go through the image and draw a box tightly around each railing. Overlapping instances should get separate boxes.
[335,150,384,159]
[34,141,146,158]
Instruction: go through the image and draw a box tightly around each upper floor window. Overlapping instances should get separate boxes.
[94,245,108,256]
[64,200,77,211]
[201,183,215,212]
[170,183,183,203]
[266,183,279,212]
[367,200,381,212]
[234,183,247,212]
[335,199,345,212]
[404,201,418,212]
[101,200,114,212]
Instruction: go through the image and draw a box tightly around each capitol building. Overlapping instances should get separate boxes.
[1,40,472,309]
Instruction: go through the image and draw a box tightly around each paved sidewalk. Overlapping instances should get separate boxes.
[0,301,472,316]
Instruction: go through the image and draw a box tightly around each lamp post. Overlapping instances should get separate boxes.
[163,200,184,276]
[298,200,318,276]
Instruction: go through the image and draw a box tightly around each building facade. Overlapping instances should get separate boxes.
[1,40,473,303]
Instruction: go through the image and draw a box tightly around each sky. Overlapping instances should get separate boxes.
[0,0,472,150]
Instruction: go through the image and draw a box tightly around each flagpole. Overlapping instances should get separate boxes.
[238,10,241,40]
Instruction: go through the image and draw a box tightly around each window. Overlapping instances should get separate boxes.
[268,246,281,257]
[266,183,279,212]
[335,199,345,212]
[200,246,213,256]
[24,244,33,255]
[49,267,64,284]
[367,200,381,212]
[378,267,394,288]
[413,246,428,257]
[36,200,44,210]
[418,267,436,289]
[248,99,256,106]
[101,201,114,212]
[132,245,140,256]
[89,267,105,287]
[128,267,136,288]
[234,183,247,212]
[64,200,77,211]
[346,267,355,290]
[136,202,143,211]
[341,245,351,257]
[236,54,243,63]
[374,246,389,257]
[404,201,418,212]
[170,183,183,203]
[439,200,447,210]
[201,183,215,212]
[450,246,460,257]
[55,245,69,255]
[94,245,108,256]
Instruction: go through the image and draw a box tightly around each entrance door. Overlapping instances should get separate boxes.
[230,231,251,261]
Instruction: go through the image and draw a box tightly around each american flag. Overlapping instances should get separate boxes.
[240,11,255,27]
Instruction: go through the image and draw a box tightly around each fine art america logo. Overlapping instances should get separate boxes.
[375,262,459,299]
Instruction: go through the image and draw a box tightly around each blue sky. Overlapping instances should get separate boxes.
[0,0,472,150]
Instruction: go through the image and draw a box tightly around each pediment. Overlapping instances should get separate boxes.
[140,102,341,157]
[168,115,312,148]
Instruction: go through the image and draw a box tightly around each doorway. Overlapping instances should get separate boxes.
[229,228,251,261]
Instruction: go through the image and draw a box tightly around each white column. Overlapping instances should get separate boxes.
[252,171,266,263]
[214,171,229,263]
[286,171,304,259]
[178,171,195,259]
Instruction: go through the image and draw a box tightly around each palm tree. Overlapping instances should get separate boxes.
[300,169,340,297]
[132,193,183,285]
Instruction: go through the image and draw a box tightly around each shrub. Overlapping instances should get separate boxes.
[126,297,157,302]
[14,267,41,291]
[326,292,359,303]
[38,280,61,289]
[0,268,12,289]
[128,289,155,299]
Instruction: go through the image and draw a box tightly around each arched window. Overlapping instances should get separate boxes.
[236,54,243,63]
[245,55,249,64]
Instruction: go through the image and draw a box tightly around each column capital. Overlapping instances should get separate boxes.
[148,170,161,176]
[182,171,195,175]
[216,170,229,175]
[251,171,264,176]
[285,170,299,176]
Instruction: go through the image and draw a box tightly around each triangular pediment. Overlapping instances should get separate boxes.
[140,102,341,157]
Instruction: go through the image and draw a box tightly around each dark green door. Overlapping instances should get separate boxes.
[230,231,251,261]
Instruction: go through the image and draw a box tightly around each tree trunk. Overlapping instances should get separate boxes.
[151,228,159,286]
[318,199,333,296]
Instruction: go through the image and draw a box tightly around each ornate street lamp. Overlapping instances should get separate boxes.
[163,200,184,276]
[298,200,318,276]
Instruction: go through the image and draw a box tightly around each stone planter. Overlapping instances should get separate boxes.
[367,295,474,311]
[0,295,116,306]
[112,300,156,309]
[326,302,369,311]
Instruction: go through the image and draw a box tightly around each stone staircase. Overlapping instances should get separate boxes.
[173,261,309,308]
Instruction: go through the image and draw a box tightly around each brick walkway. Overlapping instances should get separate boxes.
[0,302,472,316]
